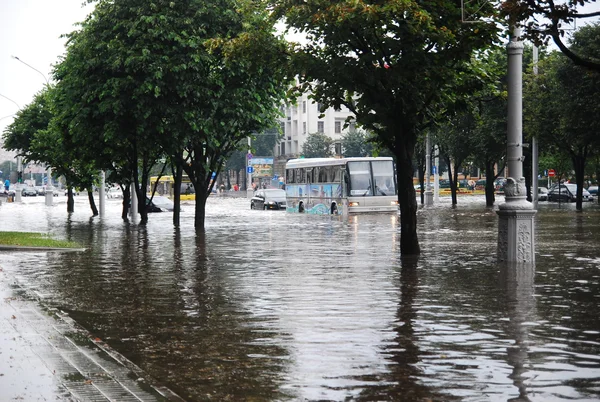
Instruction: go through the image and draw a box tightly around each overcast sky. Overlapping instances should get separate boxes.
[0,0,93,136]
[0,1,598,148]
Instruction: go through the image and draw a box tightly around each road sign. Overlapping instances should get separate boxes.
[247,153,253,159]
[432,166,437,174]
[548,169,556,177]
[247,166,254,174]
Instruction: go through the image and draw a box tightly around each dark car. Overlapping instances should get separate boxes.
[547,183,592,202]
[146,195,174,212]
[21,186,37,196]
[250,189,287,210]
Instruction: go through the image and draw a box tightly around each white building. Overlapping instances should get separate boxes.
[275,92,356,159]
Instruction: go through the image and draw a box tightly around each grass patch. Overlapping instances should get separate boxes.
[0,231,81,248]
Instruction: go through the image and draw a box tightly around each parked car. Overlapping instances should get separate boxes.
[537,187,548,201]
[106,187,123,199]
[547,183,592,202]
[250,189,287,210]
[35,186,45,196]
[64,188,80,196]
[146,195,174,212]
[587,185,598,196]
[21,186,37,196]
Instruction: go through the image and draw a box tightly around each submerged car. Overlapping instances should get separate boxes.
[106,187,123,199]
[537,187,548,201]
[250,189,287,210]
[547,183,592,202]
[21,186,37,196]
[146,195,174,212]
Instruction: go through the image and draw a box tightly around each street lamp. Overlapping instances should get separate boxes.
[11,56,50,85]
[11,55,53,205]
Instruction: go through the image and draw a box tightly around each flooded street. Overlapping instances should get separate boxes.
[1,194,599,401]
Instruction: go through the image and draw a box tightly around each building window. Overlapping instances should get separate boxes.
[281,142,285,155]
[317,121,324,133]
[334,142,342,155]
[280,121,285,135]
[317,102,323,113]
[303,101,306,113]
[303,122,307,134]
[335,121,341,134]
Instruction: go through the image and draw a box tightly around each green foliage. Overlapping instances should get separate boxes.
[341,130,373,157]
[502,0,600,71]
[302,132,333,158]
[524,23,600,208]
[53,0,290,226]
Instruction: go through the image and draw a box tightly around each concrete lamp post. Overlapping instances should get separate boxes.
[497,27,537,264]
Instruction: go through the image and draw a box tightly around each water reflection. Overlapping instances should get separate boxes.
[0,197,599,400]
[499,263,536,402]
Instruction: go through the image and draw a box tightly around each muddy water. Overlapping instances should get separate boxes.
[1,195,599,401]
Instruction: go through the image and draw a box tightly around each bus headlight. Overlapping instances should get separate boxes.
[349,202,359,207]
[390,201,398,206]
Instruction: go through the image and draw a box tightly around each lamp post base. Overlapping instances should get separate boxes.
[497,178,536,263]
[424,190,433,206]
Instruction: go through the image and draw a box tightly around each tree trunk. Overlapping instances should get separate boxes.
[122,185,130,221]
[444,155,458,206]
[67,189,74,213]
[173,162,182,227]
[573,154,586,211]
[87,190,98,216]
[485,161,495,207]
[194,188,209,229]
[395,136,420,256]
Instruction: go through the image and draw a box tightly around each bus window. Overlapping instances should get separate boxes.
[296,168,305,183]
[306,169,314,184]
[286,169,295,184]
[332,166,341,182]
[348,161,372,196]
[372,160,396,196]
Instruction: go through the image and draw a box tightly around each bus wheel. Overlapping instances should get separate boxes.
[330,202,338,215]
[298,201,305,213]
[250,202,255,210]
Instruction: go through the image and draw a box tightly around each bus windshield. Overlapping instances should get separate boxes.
[372,160,396,196]
[348,160,395,196]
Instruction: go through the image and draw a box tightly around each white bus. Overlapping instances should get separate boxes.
[285,157,398,214]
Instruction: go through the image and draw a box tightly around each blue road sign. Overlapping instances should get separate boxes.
[247,166,254,174]
[432,166,437,174]
[247,153,253,159]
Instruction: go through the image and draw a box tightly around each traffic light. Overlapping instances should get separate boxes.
[17,171,22,183]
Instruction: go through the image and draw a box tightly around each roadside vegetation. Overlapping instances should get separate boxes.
[0,231,81,248]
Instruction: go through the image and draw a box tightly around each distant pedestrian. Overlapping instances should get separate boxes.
[4,179,9,192]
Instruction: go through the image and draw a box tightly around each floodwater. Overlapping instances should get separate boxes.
[1,194,599,401]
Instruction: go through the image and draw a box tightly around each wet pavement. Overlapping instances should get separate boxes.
[0,194,599,401]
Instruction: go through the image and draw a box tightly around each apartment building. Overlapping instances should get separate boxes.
[275,92,355,160]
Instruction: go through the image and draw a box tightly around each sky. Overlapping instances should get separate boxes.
[0,0,93,138]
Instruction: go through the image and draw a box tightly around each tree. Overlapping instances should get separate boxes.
[302,132,334,158]
[54,0,290,228]
[502,0,600,71]
[3,87,99,214]
[434,109,478,206]
[341,130,373,157]
[524,24,600,210]
[272,0,501,254]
